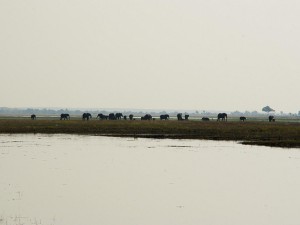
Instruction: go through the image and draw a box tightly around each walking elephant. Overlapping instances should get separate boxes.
[217,113,227,121]
[109,113,116,120]
[31,114,36,120]
[240,116,246,122]
[160,114,169,120]
[129,114,134,120]
[177,113,183,120]
[82,113,92,120]
[116,113,123,120]
[60,113,70,120]
[269,115,275,122]
[141,114,152,120]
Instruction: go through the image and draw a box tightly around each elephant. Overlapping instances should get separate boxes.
[217,113,227,121]
[129,114,134,120]
[240,116,246,122]
[269,115,275,122]
[123,115,127,120]
[31,114,36,120]
[184,114,189,120]
[202,117,210,121]
[82,113,92,120]
[177,113,183,121]
[60,113,70,120]
[141,114,152,120]
[97,113,108,120]
[160,114,169,120]
[109,113,116,120]
[116,113,123,120]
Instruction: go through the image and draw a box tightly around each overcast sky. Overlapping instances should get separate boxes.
[0,0,299,112]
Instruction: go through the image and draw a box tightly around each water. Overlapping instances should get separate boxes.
[0,134,300,225]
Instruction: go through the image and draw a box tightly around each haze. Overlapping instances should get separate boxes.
[0,0,299,113]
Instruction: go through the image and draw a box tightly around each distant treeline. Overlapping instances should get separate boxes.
[0,107,299,117]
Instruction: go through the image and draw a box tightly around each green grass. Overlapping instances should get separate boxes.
[0,117,299,148]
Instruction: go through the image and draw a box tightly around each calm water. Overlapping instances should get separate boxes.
[0,134,300,225]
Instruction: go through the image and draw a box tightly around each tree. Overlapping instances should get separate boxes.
[262,106,275,113]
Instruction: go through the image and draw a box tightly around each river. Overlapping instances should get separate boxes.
[0,134,300,225]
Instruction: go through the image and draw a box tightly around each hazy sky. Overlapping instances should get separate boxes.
[1,0,299,112]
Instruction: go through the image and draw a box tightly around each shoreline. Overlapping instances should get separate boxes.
[97,134,300,148]
[0,118,299,148]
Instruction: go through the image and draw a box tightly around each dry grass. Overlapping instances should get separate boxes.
[0,117,299,148]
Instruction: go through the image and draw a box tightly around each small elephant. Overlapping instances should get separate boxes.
[240,116,246,122]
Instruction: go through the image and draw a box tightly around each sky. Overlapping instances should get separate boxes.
[0,0,299,113]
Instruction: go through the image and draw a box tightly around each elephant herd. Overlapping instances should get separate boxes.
[176,113,189,120]
[96,113,125,120]
[29,113,276,122]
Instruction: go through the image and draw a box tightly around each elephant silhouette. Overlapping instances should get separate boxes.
[109,113,116,120]
[141,114,152,120]
[82,113,92,120]
[269,115,275,122]
[97,113,108,120]
[177,113,183,120]
[129,114,134,120]
[160,114,169,120]
[116,113,123,120]
[217,113,227,121]
[240,116,246,122]
[60,113,70,120]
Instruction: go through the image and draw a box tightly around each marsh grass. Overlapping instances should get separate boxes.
[0,117,299,148]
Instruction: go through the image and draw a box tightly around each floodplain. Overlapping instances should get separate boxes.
[0,116,299,148]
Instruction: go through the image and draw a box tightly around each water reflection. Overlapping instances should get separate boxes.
[0,134,300,225]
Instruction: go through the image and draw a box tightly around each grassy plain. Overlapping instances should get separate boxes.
[0,116,299,148]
